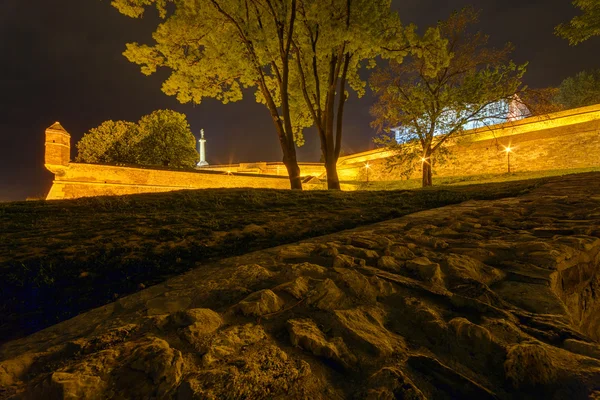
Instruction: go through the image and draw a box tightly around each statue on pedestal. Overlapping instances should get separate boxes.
[197,129,209,167]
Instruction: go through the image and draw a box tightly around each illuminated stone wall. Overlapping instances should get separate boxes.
[44,104,600,199]
[45,163,294,200]
[200,162,326,177]
[336,104,600,181]
[43,124,296,200]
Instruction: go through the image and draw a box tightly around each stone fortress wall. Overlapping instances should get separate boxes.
[44,104,600,200]
[338,104,600,181]
[44,123,298,200]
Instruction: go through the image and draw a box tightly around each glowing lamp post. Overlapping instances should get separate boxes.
[505,146,512,173]
[365,162,370,182]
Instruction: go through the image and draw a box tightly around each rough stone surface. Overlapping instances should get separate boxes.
[405,257,445,286]
[2,173,600,399]
[363,366,426,400]
[287,318,356,368]
[563,338,600,359]
[115,337,184,398]
[377,255,403,272]
[334,307,399,357]
[170,308,223,329]
[237,289,285,317]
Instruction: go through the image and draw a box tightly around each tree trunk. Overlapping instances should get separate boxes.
[422,160,433,187]
[322,52,341,190]
[278,1,302,191]
[257,66,302,191]
[325,156,341,190]
[326,53,350,191]
[282,152,303,190]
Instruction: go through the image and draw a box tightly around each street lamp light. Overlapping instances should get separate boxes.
[504,146,512,173]
[365,162,370,183]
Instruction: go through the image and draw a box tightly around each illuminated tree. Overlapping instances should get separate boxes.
[110,0,404,190]
[556,0,600,45]
[76,120,141,164]
[136,110,199,167]
[556,70,600,109]
[291,0,403,189]
[111,0,309,189]
[370,7,526,187]
[76,110,198,168]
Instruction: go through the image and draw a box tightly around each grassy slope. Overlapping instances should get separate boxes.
[347,166,600,191]
[0,176,551,343]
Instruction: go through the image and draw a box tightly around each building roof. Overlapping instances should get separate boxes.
[47,121,67,132]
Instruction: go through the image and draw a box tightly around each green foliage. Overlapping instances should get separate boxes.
[112,0,345,188]
[110,0,405,189]
[556,0,600,45]
[291,0,402,107]
[76,120,141,164]
[291,0,403,188]
[370,7,526,186]
[137,110,198,167]
[112,0,310,146]
[556,70,600,109]
[76,110,198,168]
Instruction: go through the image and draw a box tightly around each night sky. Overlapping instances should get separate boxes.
[1,0,598,201]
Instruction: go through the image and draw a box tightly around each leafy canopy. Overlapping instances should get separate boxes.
[370,7,526,184]
[556,69,600,109]
[76,120,141,164]
[556,0,600,45]
[291,0,402,152]
[76,110,198,168]
[111,0,403,151]
[291,0,402,109]
[111,0,311,146]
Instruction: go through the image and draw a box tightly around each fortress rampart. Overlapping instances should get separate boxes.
[44,104,600,200]
[335,104,600,181]
[44,123,298,200]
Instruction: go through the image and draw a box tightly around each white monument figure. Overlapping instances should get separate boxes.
[197,129,209,167]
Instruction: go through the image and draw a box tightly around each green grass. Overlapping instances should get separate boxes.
[347,166,600,191]
[0,174,559,343]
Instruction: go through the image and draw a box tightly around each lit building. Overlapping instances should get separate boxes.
[393,96,531,143]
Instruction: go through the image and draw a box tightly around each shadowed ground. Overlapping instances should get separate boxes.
[1,172,599,399]
[0,178,545,343]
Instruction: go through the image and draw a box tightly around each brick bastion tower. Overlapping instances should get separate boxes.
[45,122,71,168]
[44,122,71,199]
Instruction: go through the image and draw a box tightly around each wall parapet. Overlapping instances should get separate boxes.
[45,161,295,200]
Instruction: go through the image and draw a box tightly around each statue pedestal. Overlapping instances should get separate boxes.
[197,133,209,167]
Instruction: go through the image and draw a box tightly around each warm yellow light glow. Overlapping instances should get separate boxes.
[421,157,429,163]
[505,147,512,153]
[365,162,370,169]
